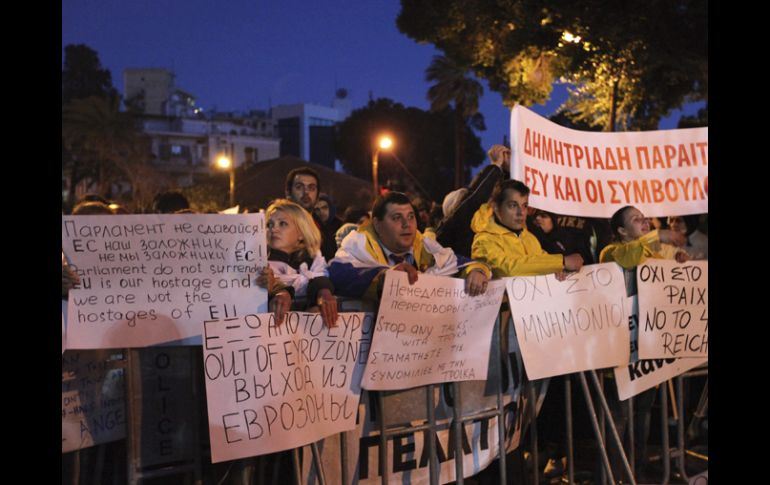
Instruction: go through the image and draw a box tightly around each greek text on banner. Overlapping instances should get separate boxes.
[510,105,707,218]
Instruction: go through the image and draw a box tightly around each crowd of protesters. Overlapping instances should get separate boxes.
[63,144,708,484]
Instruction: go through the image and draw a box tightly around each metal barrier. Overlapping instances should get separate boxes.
[63,294,706,485]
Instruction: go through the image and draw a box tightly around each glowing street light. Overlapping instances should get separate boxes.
[216,154,235,207]
[372,135,394,195]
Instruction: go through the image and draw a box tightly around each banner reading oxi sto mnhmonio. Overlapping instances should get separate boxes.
[510,105,708,218]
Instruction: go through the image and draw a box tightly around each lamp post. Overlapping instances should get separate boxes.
[372,135,393,196]
[217,155,235,208]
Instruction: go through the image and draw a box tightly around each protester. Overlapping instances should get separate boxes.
[601,206,688,267]
[529,209,595,264]
[471,179,584,278]
[257,199,338,327]
[599,204,688,480]
[329,191,491,302]
[285,167,320,212]
[668,214,708,260]
[152,191,190,213]
[314,194,343,260]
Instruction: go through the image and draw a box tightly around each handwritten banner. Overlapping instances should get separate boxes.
[362,272,506,390]
[614,296,707,400]
[506,263,629,379]
[62,350,126,453]
[62,214,268,348]
[510,105,708,218]
[637,260,708,359]
[203,312,372,462]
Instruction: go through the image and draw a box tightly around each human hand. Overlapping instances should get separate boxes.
[315,289,338,328]
[563,253,584,272]
[465,269,489,296]
[256,266,276,291]
[392,262,419,285]
[660,229,687,247]
[488,144,511,171]
[270,290,292,325]
[675,250,690,263]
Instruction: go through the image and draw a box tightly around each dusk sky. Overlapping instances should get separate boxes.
[63,0,704,156]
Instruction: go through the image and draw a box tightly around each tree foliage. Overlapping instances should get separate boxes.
[62,44,117,104]
[336,98,485,202]
[397,0,707,130]
[426,55,486,188]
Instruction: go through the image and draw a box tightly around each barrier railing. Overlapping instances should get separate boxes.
[63,296,707,485]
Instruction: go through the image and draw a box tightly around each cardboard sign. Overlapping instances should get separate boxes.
[62,214,268,348]
[506,263,629,379]
[203,312,372,462]
[362,272,506,390]
[637,260,708,359]
[62,350,126,453]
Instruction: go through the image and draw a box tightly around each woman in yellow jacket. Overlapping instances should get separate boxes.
[599,205,688,480]
[600,205,687,267]
[471,179,584,277]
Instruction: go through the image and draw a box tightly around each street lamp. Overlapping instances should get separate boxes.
[217,154,235,208]
[372,135,393,195]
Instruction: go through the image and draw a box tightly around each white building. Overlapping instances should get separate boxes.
[271,103,342,169]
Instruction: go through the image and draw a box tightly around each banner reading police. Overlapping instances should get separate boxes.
[506,263,629,379]
[203,311,372,462]
[510,105,708,218]
[362,272,506,390]
[637,260,708,359]
[62,214,268,348]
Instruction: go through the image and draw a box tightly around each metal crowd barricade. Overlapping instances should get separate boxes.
[674,365,708,482]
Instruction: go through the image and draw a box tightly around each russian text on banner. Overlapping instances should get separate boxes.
[506,263,629,380]
[203,312,372,462]
[637,260,708,359]
[361,271,506,390]
[510,105,708,218]
[62,214,268,348]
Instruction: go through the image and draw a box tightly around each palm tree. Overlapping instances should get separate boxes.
[426,55,484,188]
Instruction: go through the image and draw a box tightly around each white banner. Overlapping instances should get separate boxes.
[614,296,707,400]
[62,350,126,453]
[510,105,708,218]
[62,214,268,348]
[506,263,629,379]
[203,312,372,463]
[637,260,708,359]
[362,272,506,390]
[300,381,537,484]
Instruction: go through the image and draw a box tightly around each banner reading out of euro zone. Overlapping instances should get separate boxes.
[510,105,708,218]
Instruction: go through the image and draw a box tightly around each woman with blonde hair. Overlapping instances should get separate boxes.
[257,199,338,327]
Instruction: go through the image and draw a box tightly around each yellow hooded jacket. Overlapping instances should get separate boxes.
[599,229,682,268]
[470,203,563,277]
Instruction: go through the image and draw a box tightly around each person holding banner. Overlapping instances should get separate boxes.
[257,199,339,327]
[600,206,688,268]
[329,191,491,301]
[600,205,689,479]
[667,214,708,260]
[471,179,584,278]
